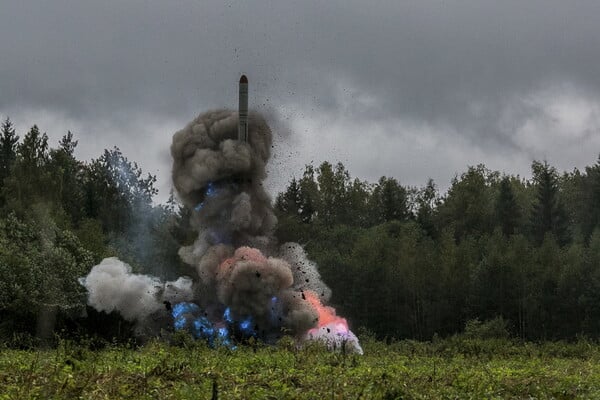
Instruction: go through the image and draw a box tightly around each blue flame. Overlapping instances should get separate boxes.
[194,182,218,211]
[240,318,252,331]
[205,182,217,197]
[239,315,257,337]
[223,307,233,324]
[172,302,234,348]
[217,326,236,349]
[192,317,214,338]
[173,302,275,348]
[218,326,229,338]
[172,302,201,318]
[172,302,201,331]
[223,307,257,338]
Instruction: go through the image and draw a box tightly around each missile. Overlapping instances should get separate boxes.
[238,75,249,142]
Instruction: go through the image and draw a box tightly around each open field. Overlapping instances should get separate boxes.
[1,337,599,399]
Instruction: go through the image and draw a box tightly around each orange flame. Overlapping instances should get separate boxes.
[303,290,349,331]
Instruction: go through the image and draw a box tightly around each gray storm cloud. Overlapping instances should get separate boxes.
[3,1,600,200]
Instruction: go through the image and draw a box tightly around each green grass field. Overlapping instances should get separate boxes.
[1,337,599,399]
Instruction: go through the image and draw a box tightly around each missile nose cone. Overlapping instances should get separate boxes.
[239,75,248,84]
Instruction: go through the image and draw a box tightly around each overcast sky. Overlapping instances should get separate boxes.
[2,1,600,202]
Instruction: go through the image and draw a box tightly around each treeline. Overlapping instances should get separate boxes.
[0,118,187,344]
[2,115,600,344]
[275,159,600,340]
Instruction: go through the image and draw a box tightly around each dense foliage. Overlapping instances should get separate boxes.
[275,160,600,340]
[1,116,600,344]
[0,118,185,344]
[1,336,600,399]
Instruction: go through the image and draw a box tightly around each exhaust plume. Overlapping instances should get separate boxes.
[79,257,193,322]
[82,107,362,353]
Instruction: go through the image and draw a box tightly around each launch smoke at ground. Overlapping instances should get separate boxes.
[79,257,194,322]
[81,109,362,354]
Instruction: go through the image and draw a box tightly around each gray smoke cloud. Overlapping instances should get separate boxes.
[171,109,277,249]
[81,109,361,352]
[170,110,329,336]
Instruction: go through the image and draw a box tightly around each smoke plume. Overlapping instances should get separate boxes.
[79,257,193,322]
[81,109,362,353]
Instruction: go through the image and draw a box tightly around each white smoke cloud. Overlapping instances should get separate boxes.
[80,257,193,322]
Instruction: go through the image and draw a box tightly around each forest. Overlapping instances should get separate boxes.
[1,116,600,345]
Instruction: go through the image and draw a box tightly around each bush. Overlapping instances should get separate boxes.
[463,317,510,339]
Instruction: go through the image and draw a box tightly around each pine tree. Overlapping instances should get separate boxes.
[50,131,84,224]
[438,165,495,240]
[416,179,439,237]
[346,178,372,227]
[370,176,410,224]
[495,176,521,236]
[582,155,600,240]
[275,177,302,216]
[0,117,19,188]
[19,124,49,168]
[2,125,51,210]
[530,161,570,246]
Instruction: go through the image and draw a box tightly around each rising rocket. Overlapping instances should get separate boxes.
[238,75,249,142]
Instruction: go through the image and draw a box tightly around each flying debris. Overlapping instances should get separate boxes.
[238,75,249,142]
[80,76,363,355]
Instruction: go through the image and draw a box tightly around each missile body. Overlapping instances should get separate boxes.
[238,75,249,142]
